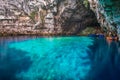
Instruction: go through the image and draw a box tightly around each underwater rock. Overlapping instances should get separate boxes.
[9,37,93,80]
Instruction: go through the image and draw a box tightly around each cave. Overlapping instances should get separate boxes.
[89,0,120,37]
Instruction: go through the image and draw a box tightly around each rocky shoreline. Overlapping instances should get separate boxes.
[0,26,77,36]
[0,28,63,36]
[0,26,97,37]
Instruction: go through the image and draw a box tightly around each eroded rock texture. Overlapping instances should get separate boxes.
[88,0,120,36]
[56,0,98,34]
[0,0,98,35]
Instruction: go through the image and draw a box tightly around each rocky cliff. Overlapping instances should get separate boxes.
[88,0,120,37]
[0,0,98,35]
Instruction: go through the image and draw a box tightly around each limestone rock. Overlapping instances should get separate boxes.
[88,0,120,36]
[0,0,98,35]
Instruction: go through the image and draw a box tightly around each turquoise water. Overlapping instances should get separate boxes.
[0,36,120,80]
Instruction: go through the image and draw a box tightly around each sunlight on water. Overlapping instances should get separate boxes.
[9,37,94,80]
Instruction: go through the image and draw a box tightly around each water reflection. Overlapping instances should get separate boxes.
[89,39,120,80]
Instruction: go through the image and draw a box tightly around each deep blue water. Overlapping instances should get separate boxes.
[0,36,120,80]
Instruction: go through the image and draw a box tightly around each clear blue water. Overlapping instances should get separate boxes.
[0,36,120,80]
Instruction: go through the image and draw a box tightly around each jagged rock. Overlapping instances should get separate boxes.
[88,0,120,38]
[45,12,54,19]
[0,0,98,35]
[47,0,98,34]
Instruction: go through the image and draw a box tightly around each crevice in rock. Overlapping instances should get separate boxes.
[88,0,120,38]
[0,0,100,36]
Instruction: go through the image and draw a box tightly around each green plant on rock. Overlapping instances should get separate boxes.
[29,11,37,23]
[79,27,96,35]
[40,10,46,28]
[64,1,68,6]
[30,11,36,19]
[83,0,89,8]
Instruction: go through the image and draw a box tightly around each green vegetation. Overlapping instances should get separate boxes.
[79,27,96,35]
[83,0,89,8]
[30,11,36,20]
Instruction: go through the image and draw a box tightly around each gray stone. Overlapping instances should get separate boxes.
[89,0,120,38]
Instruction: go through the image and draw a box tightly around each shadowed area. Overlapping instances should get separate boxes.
[88,38,120,80]
[0,36,34,80]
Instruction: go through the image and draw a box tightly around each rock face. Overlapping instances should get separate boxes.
[57,0,98,34]
[1,0,120,36]
[0,0,98,35]
[88,0,120,36]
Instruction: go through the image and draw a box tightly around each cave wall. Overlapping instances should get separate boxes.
[37,0,98,35]
[88,0,120,36]
[0,0,98,35]
[57,0,98,35]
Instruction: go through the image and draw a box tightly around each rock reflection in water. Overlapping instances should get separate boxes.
[88,39,120,80]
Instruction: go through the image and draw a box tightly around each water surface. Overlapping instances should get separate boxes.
[0,36,120,80]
